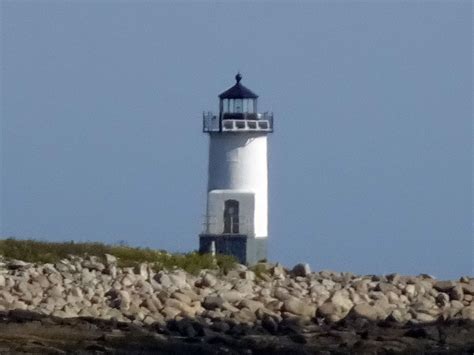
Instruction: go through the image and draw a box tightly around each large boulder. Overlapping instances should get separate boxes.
[348,303,379,322]
[291,263,311,277]
[283,297,316,317]
[433,281,457,292]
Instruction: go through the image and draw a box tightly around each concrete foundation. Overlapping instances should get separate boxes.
[199,234,267,265]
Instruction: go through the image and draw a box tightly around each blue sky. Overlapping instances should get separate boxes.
[1,1,472,278]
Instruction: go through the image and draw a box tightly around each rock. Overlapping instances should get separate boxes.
[386,273,401,283]
[283,297,316,317]
[271,264,286,278]
[161,306,181,319]
[461,306,474,321]
[273,287,291,301]
[201,273,217,288]
[349,303,379,321]
[7,260,31,270]
[376,282,399,294]
[203,296,224,310]
[154,272,172,288]
[47,273,63,285]
[239,270,255,281]
[171,291,192,305]
[104,254,117,265]
[233,308,256,324]
[317,302,341,323]
[415,313,437,323]
[261,314,278,334]
[137,263,149,279]
[405,284,416,298]
[450,300,464,309]
[168,271,187,289]
[461,283,474,295]
[331,290,353,314]
[118,290,131,310]
[291,263,311,277]
[82,260,105,272]
[433,281,456,292]
[450,285,464,301]
[221,301,239,313]
[0,275,5,288]
[81,269,95,284]
[9,309,43,321]
[220,290,245,304]
[239,299,265,313]
[436,292,450,307]
[121,275,136,287]
[388,309,410,323]
[10,301,28,310]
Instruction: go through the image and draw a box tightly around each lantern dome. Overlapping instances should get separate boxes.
[218,73,258,99]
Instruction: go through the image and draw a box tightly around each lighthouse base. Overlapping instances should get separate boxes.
[199,234,267,265]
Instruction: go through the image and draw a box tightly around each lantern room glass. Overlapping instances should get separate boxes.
[221,98,257,114]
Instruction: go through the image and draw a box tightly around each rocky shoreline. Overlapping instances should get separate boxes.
[0,255,473,353]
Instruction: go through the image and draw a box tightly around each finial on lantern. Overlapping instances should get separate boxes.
[235,72,242,83]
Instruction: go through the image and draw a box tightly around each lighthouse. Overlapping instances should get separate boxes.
[199,73,273,265]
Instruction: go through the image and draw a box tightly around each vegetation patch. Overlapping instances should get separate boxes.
[0,238,236,274]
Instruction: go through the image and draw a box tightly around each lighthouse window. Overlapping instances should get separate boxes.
[224,200,239,234]
[247,99,254,113]
[234,99,243,113]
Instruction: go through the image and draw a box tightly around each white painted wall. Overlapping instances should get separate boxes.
[207,133,268,237]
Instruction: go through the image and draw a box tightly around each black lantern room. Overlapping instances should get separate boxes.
[218,73,259,120]
[202,73,273,133]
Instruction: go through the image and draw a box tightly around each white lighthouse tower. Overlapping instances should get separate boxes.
[199,73,273,265]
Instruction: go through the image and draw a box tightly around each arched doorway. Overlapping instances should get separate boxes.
[223,199,239,234]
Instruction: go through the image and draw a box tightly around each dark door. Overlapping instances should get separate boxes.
[224,199,239,234]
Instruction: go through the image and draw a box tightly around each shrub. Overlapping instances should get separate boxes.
[0,238,236,274]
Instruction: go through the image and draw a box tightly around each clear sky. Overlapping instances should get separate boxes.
[1,1,472,279]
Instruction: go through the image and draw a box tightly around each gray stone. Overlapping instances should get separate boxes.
[7,260,31,270]
[349,303,379,321]
[220,290,245,304]
[233,307,256,324]
[169,271,187,289]
[461,306,474,321]
[317,302,341,322]
[239,299,265,313]
[119,290,131,310]
[203,296,225,310]
[105,254,117,265]
[436,292,450,307]
[164,298,195,317]
[154,272,172,288]
[415,313,437,323]
[376,282,399,294]
[137,263,149,279]
[273,287,291,301]
[450,285,464,301]
[331,290,353,314]
[201,273,217,288]
[388,309,410,323]
[283,297,316,317]
[240,270,256,281]
[433,280,457,292]
[291,263,311,277]
[171,291,192,305]
[461,283,474,295]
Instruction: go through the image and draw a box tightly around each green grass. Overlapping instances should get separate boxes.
[250,262,271,279]
[0,238,236,274]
